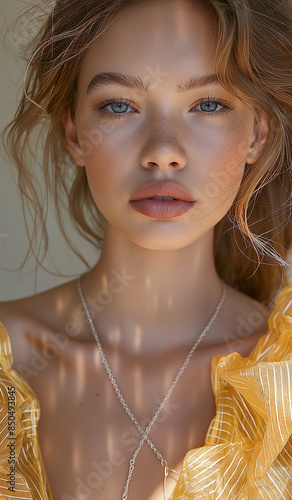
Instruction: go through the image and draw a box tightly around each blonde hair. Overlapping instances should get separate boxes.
[3,0,292,303]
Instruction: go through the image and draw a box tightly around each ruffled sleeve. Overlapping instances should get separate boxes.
[169,284,292,500]
[0,322,53,499]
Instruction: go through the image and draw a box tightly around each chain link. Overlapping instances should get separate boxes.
[78,277,226,499]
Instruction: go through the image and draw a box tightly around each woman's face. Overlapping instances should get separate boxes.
[64,0,266,250]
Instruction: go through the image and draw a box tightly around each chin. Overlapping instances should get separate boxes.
[127,232,204,251]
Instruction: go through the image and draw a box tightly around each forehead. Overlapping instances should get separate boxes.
[78,0,217,91]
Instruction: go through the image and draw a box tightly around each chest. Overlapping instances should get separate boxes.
[27,345,217,500]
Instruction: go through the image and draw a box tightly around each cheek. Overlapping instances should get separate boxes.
[206,132,246,193]
[192,116,253,166]
[78,116,117,161]
[192,119,253,210]
[76,118,124,205]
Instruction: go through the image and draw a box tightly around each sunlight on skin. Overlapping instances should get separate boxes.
[163,365,174,394]
[107,423,115,454]
[72,439,81,474]
[151,467,179,500]
[72,309,84,337]
[167,294,174,310]
[75,349,86,399]
[56,294,64,315]
[146,276,152,289]
[93,347,102,369]
[47,375,57,409]
[133,325,142,353]
[152,292,159,312]
[101,272,109,289]
[105,364,115,411]
[134,363,143,410]
[57,350,66,389]
[23,292,219,498]
[110,342,121,402]
[187,427,196,450]
[107,327,122,344]
[106,423,118,458]
[165,427,175,459]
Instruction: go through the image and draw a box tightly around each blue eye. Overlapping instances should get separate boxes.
[198,101,223,113]
[96,99,135,119]
[189,97,235,116]
[108,102,132,114]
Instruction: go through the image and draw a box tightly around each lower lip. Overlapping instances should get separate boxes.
[129,199,195,218]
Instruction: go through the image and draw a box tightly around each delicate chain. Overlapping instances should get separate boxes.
[78,278,163,456]
[78,277,226,500]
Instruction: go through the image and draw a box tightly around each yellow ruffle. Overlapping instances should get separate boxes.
[0,322,53,499]
[169,284,292,499]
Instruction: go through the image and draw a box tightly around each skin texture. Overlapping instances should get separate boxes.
[0,0,270,499]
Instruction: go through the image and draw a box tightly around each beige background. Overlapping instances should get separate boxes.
[0,1,291,301]
[0,0,97,300]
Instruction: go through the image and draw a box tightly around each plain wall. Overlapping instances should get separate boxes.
[0,0,98,300]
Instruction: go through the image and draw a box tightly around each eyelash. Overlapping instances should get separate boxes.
[93,96,235,120]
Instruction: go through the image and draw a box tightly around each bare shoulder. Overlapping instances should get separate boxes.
[0,279,80,367]
[225,283,273,318]
[215,283,273,357]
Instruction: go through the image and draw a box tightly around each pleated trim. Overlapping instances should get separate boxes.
[169,284,292,499]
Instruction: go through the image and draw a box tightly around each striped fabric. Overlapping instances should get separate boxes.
[169,284,292,499]
[0,322,53,499]
[0,285,291,499]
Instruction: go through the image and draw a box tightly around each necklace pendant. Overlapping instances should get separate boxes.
[163,464,179,500]
[163,466,169,500]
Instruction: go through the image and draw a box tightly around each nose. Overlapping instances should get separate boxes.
[139,124,187,171]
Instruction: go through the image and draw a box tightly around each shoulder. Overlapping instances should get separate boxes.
[202,283,272,356]
[224,283,273,320]
[0,278,79,326]
[0,279,81,369]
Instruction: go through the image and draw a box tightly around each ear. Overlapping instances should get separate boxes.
[245,113,269,165]
[62,110,85,166]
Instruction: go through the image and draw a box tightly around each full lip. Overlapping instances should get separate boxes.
[130,181,195,202]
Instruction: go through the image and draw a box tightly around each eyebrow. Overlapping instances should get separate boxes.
[86,72,220,95]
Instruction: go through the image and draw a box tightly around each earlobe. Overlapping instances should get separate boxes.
[246,114,269,165]
[62,110,85,166]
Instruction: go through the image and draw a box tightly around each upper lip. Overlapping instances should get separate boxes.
[130,181,195,202]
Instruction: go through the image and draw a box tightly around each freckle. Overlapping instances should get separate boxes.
[96,393,99,397]
[79,402,82,407]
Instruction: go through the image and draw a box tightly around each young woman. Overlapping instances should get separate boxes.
[0,0,291,499]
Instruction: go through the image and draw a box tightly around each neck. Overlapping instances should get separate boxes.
[80,224,223,354]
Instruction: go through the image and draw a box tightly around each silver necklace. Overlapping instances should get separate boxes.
[78,277,226,499]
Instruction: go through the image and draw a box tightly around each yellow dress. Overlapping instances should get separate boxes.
[0,284,291,499]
